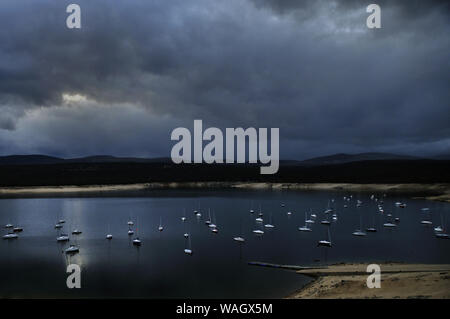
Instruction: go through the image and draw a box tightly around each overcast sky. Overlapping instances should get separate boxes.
[0,0,448,159]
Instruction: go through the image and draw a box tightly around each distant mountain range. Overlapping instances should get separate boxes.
[0,152,443,166]
[298,152,423,166]
[0,155,172,165]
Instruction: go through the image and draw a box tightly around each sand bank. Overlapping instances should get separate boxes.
[288,263,450,299]
[0,182,449,201]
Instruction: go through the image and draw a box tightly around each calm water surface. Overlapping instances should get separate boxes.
[0,189,449,298]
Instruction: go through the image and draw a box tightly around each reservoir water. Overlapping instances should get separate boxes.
[0,189,449,298]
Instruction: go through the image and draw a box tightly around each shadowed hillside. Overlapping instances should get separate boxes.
[0,158,449,187]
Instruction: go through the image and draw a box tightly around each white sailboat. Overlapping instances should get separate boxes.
[184,235,193,255]
[435,232,449,239]
[158,216,164,231]
[352,217,367,236]
[305,211,315,224]
[234,213,245,242]
[106,223,112,240]
[317,229,332,247]
[434,214,444,232]
[3,233,18,240]
[205,209,212,225]
[366,216,377,232]
[133,217,142,246]
[383,213,397,228]
[253,220,264,235]
[209,211,218,233]
[65,244,79,254]
[264,212,275,228]
[420,209,432,225]
[56,234,70,242]
[298,213,312,232]
[13,226,23,232]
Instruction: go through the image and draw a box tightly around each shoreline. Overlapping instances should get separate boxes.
[287,263,450,299]
[0,182,449,201]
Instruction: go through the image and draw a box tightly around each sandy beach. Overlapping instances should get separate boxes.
[0,182,449,202]
[288,263,450,299]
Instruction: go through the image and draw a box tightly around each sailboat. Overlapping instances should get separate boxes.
[57,234,70,242]
[435,214,449,239]
[183,218,189,238]
[5,223,13,229]
[128,227,134,235]
[317,228,332,247]
[234,213,245,242]
[184,236,193,255]
[208,210,217,228]
[3,232,18,239]
[435,231,449,239]
[383,214,397,228]
[305,211,315,224]
[71,213,82,235]
[420,209,433,225]
[250,201,255,214]
[106,223,112,240]
[434,214,444,232]
[181,208,187,222]
[255,207,263,222]
[194,202,201,217]
[366,216,377,232]
[158,217,164,231]
[205,209,212,225]
[253,220,264,235]
[13,226,23,232]
[298,212,312,232]
[352,217,367,236]
[252,229,264,235]
[264,212,275,228]
[133,217,142,246]
[258,204,263,217]
[65,244,79,254]
[324,200,333,214]
[210,211,218,233]
[320,217,331,225]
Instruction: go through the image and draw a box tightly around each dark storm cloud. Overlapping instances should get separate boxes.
[0,0,448,158]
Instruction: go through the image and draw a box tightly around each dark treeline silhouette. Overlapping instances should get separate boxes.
[0,159,449,187]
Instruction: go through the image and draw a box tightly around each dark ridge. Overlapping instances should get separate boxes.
[300,152,422,166]
[0,154,172,165]
[0,159,449,187]
[0,155,64,165]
